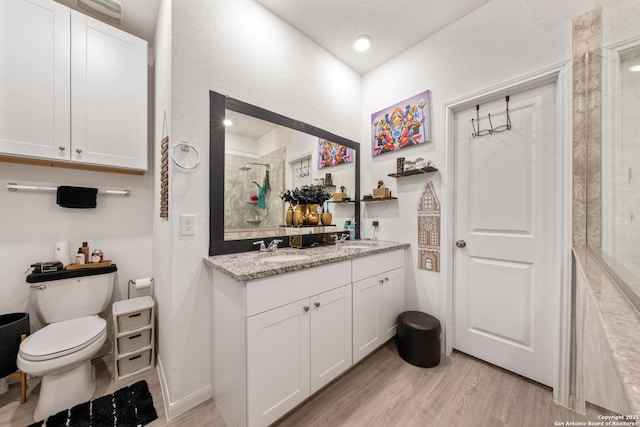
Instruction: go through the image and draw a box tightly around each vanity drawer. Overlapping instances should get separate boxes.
[117,328,152,354]
[352,249,404,282]
[246,260,351,317]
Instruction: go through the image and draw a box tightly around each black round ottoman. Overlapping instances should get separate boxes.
[397,311,441,368]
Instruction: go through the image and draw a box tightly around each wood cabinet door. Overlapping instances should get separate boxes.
[381,267,405,340]
[71,10,147,170]
[247,299,310,427]
[310,285,352,394]
[352,275,382,363]
[0,0,70,160]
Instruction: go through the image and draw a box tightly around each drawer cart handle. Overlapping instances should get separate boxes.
[129,354,142,361]
[128,313,141,318]
[128,334,142,340]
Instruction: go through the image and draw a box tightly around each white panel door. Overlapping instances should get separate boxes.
[310,285,352,394]
[0,0,70,159]
[247,299,310,427]
[71,10,147,170]
[454,83,557,386]
[381,267,405,340]
[352,275,382,363]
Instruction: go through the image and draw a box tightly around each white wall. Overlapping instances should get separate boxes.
[0,161,153,332]
[152,0,172,409]
[158,0,361,412]
[359,0,594,322]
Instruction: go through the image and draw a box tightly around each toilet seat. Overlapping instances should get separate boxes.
[20,316,106,361]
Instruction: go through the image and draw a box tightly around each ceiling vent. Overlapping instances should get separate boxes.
[76,0,124,26]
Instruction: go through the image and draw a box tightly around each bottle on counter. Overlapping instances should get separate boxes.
[82,242,89,264]
[75,248,85,265]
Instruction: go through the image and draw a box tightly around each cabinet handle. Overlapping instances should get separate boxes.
[379,279,384,284]
[58,145,66,151]
[314,302,320,308]
[75,148,82,154]
[384,277,389,282]
[303,306,309,312]
[128,333,142,340]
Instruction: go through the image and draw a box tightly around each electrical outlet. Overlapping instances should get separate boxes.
[180,214,196,235]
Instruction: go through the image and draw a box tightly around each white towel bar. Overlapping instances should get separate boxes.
[6,183,130,197]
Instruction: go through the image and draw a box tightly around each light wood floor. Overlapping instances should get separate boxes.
[0,342,612,427]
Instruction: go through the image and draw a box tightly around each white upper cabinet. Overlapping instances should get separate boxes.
[0,0,148,171]
[71,10,147,170]
[0,0,71,160]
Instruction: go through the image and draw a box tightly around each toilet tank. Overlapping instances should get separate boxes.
[30,272,115,324]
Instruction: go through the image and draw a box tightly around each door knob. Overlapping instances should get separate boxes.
[456,240,467,248]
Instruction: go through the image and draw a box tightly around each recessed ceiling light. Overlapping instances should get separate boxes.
[223,119,233,126]
[630,65,640,72]
[353,36,371,52]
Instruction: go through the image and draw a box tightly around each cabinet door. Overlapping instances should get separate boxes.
[352,275,383,363]
[0,0,70,160]
[310,285,352,394]
[381,267,405,340]
[247,299,310,427]
[71,11,147,170]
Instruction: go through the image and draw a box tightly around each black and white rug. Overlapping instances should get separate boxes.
[30,380,158,427]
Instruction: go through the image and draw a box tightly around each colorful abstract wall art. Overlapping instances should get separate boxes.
[318,139,353,169]
[418,180,441,272]
[371,90,431,156]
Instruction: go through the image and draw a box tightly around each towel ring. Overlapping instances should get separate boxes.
[171,142,201,170]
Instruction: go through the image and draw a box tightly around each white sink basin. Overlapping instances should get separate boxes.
[261,254,311,263]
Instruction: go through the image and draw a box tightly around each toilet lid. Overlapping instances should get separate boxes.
[20,316,106,361]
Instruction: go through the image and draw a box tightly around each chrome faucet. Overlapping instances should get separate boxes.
[338,234,350,243]
[267,239,283,252]
[253,240,267,253]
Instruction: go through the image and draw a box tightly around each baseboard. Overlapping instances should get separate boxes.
[156,355,212,421]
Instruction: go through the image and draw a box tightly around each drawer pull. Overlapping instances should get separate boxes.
[314,302,320,308]
[128,313,141,318]
[379,279,384,284]
[129,354,142,361]
[303,306,309,312]
[58,145,66,151]
[128,334,142,340]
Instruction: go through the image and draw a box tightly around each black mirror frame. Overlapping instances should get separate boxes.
[209,91,360,256]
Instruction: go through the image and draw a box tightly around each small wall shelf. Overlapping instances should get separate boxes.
[361,197,398,203]
[388,166,438,178]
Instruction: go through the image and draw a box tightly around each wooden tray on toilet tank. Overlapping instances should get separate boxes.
[65,260,112,270]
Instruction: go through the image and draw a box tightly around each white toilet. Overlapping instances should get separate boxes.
[17,271,115,421]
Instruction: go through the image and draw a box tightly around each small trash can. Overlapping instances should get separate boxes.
[0,313,30,378]
[397,311,441,368]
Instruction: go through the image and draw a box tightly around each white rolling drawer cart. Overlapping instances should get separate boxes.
[112,296,155,380]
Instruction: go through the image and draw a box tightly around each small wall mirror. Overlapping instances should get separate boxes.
[209,91,360,255]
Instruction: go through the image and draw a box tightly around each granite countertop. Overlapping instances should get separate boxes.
[204,240,409,282]
[573,247,640,414]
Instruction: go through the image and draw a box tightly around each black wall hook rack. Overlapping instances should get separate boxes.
[471,96,512,139]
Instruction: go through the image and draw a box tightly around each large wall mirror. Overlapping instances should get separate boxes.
[209,91,360,255]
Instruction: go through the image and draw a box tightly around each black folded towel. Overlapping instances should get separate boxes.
[56,186,98,208]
